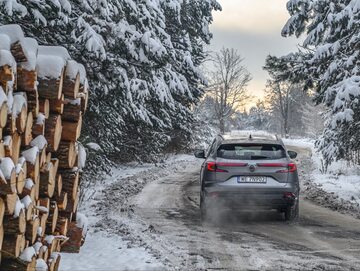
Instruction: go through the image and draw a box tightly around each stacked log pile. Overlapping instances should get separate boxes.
[0,24,89,271]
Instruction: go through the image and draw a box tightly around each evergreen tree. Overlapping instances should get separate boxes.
[266,0,360,164]
[0,0,221,171]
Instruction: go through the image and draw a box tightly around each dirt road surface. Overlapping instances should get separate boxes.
[102,146,360,270]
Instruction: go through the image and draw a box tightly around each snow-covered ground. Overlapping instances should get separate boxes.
[60,154,194,271]
[284,138,360,215]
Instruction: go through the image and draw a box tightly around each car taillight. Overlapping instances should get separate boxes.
[257,163,297,173]
[277,163,297,173]
[206,162,248,172]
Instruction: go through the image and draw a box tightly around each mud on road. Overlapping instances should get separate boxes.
[96,150,360,270]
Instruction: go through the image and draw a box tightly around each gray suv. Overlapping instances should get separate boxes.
[195,133,299,221]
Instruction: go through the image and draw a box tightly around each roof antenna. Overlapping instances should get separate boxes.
[249,134,252,139]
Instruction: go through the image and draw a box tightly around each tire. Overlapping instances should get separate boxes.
[284,198,299,222]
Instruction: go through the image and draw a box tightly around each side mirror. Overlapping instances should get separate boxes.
[194,149,206,159]
[288,150,298,159]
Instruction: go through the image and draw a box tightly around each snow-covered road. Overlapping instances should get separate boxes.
[61,148,360,270]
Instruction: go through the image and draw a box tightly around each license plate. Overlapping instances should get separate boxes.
[237,176,267,183]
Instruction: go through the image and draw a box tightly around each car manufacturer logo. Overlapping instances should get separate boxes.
[249,165,256,172]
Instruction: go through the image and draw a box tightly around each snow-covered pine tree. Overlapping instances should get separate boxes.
[0,1,221,172]
[269,0,360,164]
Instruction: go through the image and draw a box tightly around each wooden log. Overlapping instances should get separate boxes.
[0,223,3,250]
[32,113,45,138]
[0,160,16,196]
[4,193,17,215]
[39,162,55,198]
[63,60,80,99]
[37,71,64,100]
[21,112,33,146]
[16,158,27,194]
[51,158,59,178]
[53,141,77,169]
[25,216,39,245]
[0,97,8,129]
[20,179,36,202]
[34,175,40,201]
[3,135,12,158]
[38,245,49,262]
[17,68,37,92]
[60,221,82,253]
[0,65,13,83]
[0,198,5,226]
[55,191,67,211]
[3,209,26,234]
[27,89,39,118]
[0,141,5,158]
[4,114,16,135]
[0,256,36,271]
[54,174,62,198]
[61,115,81,142]
[11,41,27,63]
[39,147,47,168]
[13,93,28,134]
[11,132,21,164]
[45,115,62,152]
[55,217,68,236]
[38,214,47,238]
[22,147,40,182]
[48,253,61,271]
[1,233,25,258]
[46,202,58,234]
[49,94,64,115]
[59,169,79,201]
[63,99,81,122]
[39,99,49,119]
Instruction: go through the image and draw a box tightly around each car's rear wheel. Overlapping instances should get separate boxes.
[284,198,299,222]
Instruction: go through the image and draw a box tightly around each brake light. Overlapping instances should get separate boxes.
[277,163,297,173]
[257,163,297,173]
[206,162,248,172]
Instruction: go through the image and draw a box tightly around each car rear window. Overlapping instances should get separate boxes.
[217,144,286,160]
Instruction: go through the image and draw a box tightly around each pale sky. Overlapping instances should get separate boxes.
[208,0,300,103]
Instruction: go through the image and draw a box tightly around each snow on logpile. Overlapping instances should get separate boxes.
[0,86,7,106]
[19,246,36,262]
[65,60,79,79]
[15,162,24,174]
[14,197,24,218]
[36,113,46,125]
[21,38,39,71]
[77,143,87,170]
[76,212,88,237]
[0,49,16,69]
[18,157,26,165]
[86,142,101,151]
[35,205,49,214]
[45,235,55,244]
[24,178,34,190]
[0,157,14,179]
[30,135,48,150]
[0,24,24,43]
[65,98,81,105]
[22,146,39,165]
[3,135,11,146]
[37,226,42,236]
[12,93,27,117]
[21,195,32,208]
[36,258,48,271]
[0,34,10,50]
[78,64,87,84]
[36,54,66,79]
[33,241,42,254]
[7,90,13,114]
[38,46,71,60]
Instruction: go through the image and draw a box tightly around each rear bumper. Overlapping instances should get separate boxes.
[203,183,298,210]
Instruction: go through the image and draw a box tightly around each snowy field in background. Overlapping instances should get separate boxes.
[60,154,194,271]
[284,138,360,207]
